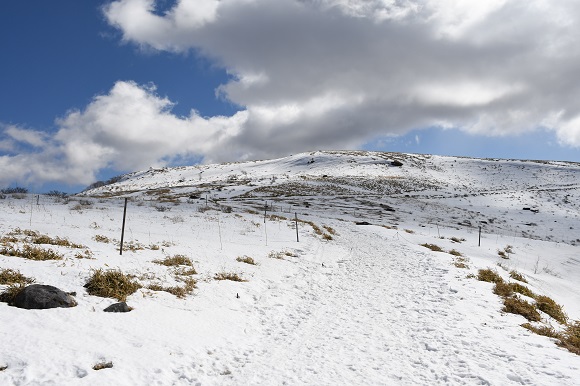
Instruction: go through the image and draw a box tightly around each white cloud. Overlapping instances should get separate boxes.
[0,81,247,187]
[99,0,580,159]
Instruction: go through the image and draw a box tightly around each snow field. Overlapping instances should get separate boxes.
[1,194,579,385]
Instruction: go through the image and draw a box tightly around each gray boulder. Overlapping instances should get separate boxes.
[12,284,77,309]
[103,302,132,313]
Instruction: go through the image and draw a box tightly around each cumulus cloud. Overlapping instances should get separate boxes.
[4,0,580,187]
[0,81,246,187]
[101,0,580,157]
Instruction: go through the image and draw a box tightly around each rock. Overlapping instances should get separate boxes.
[12,284,77,309]
[355,221,372,226]
[103,302,132,313]
[391,160,403,167]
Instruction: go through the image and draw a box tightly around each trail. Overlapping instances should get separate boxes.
[223,225,578,385]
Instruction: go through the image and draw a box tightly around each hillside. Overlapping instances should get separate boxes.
[1,150,580,385]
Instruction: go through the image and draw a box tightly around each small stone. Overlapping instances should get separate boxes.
[103,302,132,313]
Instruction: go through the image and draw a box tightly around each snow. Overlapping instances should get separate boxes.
[1,150,580,385]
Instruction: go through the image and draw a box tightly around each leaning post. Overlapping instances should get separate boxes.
[120,197,128,255]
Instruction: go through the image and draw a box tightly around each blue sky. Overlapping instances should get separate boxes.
[2,1,580,193]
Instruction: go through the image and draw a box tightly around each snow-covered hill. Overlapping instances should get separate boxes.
[1,151,580,385]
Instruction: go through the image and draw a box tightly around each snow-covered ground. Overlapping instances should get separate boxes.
[1,151,579,385]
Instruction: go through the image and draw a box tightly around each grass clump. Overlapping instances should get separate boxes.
[93,361,113,371]
[322,233,333,241]
[153,254,193,267]
[0,268,35,285]
[450,237,465,243]
[84,269,141,301]
[421,243,443,252]
[1,244,63,261]
[236,255,257,265]
[509,270,528,283]
[32,234,84,249]
[214,272,247,282]
[448,249,462,257]
[173,267,198,276]
[503,297,541,322]
[477,269,504,284]
[535,295,567,324]
[147,278,197,298]
[269,250,296,259]
[93,235,110,243]
[558,321,580,355]
[521,323,561,339]
[323,226,337,235]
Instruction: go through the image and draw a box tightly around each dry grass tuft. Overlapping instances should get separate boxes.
[535,295,567,324]
[323,226,337,235]
[147,278,197,298]
[84,269,141,301]
[404,229,415,234]
[421,243,444,252]
[173,267,198,276]
[448,249,463,257]
[509,270,528,283]
[93,235,110,243]
[450,237,465,243]
[494,281,536,299]
[32,234,85,249]
[214,272,247,282]
[153,254,193,267]
[93,361,113,371]
[521,323,561,339]
[558,321,580,355]
[322,233,333,241]
[0,268,35,285]
[1,244,63,261]
[477,269,504,284]
[236,255,257,265]
[503,297,541,322]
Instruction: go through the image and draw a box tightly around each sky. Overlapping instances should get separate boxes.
[2,0,580,193]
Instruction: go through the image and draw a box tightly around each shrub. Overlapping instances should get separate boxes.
[84,269,141,301]
[1,187,28,194]
[421,243,443,252]
[153,254,193,267]
[477,269,504,284]
[509,270,528,283]
[322,233,333,241]
[454,261,468,269]
[503,297,541,322]
[448,249,462,256]
[535,295,567,324]
[404,229,415,234]
[236,256,257,265]
[214,272,247,282]
[0,268,35,285]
